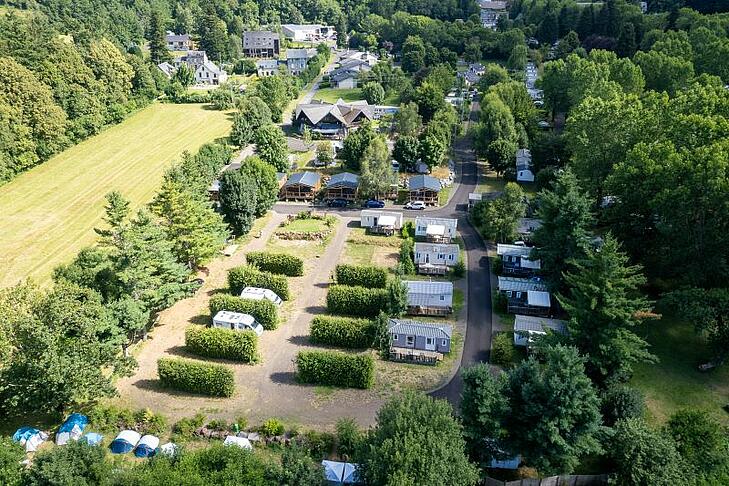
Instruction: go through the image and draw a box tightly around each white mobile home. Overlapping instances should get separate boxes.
[360,210,403,235]
[516,148,534,182]
[414,242,460,275]
[513,315,567,347]
[404,280,453,316]
[414,217,458,243]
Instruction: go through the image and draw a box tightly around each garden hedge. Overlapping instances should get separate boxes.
[334,264,388,288]
[209,294,278,330]
[326,285,389,318]
[185,326,258,363]
[157,357,235,397]
[295,351,375,389]
[246,251,304,277]
[228,265,290,300]
[309,315,376,349]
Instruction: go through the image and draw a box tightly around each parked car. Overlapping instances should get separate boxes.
[405,200,426,210]
[327,198,348,208]
[363,199,385,208]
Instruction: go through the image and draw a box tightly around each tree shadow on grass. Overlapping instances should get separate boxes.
[304,305,326,314]
[269,371,297,385]
[190,314,210,325]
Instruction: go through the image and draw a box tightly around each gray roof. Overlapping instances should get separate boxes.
[414,242,459,254]
[287,48,316,60]
[285,171,320,188]
[514,315,567,334]
[327,172,359,189]
[166,33,190,42]
[331,69,358,82]
[388,318,453,339]
[405,280,453,295]
[296,100,374,127]
[409,175,441,192]
[257,59,279,69]
[243,31,279,47]
[498,276,547,292]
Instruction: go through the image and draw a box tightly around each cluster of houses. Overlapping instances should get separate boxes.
[293,98,398,138]
[457,62,486,87]
[479,0,508,29]
[244,27,337,77]
[158,36,229,85]
[328,50,380,89]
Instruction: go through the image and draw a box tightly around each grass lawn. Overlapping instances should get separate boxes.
[281,218,329,233]
[631,315,729,426]
[313,88,400,106]
[342,228,402,268]
[0,103,232,287]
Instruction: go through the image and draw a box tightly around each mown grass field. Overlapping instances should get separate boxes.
[313,87,400,106]
[0,103,232,287]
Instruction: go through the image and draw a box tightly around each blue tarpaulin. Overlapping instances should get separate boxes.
[58,414,88,434]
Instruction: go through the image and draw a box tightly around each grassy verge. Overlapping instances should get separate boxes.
[0,103,232,287]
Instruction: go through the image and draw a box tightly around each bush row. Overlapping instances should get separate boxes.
[295,351,374,389]
[309,315,376,349]
[246,251,304,276]
[326,285,390,318]
[228,265,290,300]
[209,294,278,330]
[158,357,235,397]
[334,264,388,288]
[185,326,258,363]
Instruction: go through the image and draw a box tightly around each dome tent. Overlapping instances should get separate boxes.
[56,413,88,445]
[223,435,252,449]
[110,430,141,454]
[12,427,48,453]
[134,434,160,458]
[322,460,360,484]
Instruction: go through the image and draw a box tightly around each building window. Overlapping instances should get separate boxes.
[406,336,414,346]
[516,291,522,299]
[426,338,434,345]
[440,295,445,301]
[442,339,447,346]
[506,291,513,298]
[449,254,454,260]
[393,334,398,341]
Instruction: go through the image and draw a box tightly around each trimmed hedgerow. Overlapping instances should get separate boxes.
[209,294,278,330]
[326,285,389,318]
[185,326,258,363]
[295,351,375,389]
[309,315,376,349]
[246,251,304,276]
[334,264,388,288]
[157,357,235,397]
[228,265,290,300]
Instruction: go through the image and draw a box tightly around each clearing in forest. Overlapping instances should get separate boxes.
[0,103,232,287]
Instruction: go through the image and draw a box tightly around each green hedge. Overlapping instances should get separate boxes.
[309,316,376,349]
[185,326,258,363]
[326,285,389,318]
[228,265,290,300]
[209,294,278,330]
[247,251,304,276]
[296,351,374,389]
[157,357,235,397]
[334,264,388,288]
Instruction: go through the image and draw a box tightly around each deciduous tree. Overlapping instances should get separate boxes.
[219,170,258,236]
[254,124,289,172]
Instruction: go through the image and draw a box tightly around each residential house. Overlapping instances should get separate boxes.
[338,58,373,73]
[165,32,193,51]
[388,318,452,364]
[497,244,541,277]
[497,276,551,316]
[325,172,359,201]
[513,315,567,347]
[282,24,336,42]
[287,48,317,75]
[340,50,379,67]
[480,0,508,29]
[256,59,280,77]
[414,242,460,275]
[469,63,486,75]
[243,31,280,58]
[279,172,321,200]
[516,148,534,182]
[330,69,359,89]
[173,50,207,70]
[404,280,453,316]
[360,210,403,235]
[195,59,228,85]
[408,175,441,205]
[294,100,374,138]
[157,62,175,78]
[415,217,458,243]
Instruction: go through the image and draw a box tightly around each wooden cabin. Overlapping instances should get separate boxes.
[279,172,321,201]
[408,175,441,205]
[325,172,359,201]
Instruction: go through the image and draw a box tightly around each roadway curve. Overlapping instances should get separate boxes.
[273,98,492,409]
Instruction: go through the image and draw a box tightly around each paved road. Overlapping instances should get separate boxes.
[273,97,493,409]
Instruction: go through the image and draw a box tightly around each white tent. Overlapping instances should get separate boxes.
[159,442,179,457]
[13,427,48,453]
[110,430,141,454]
[134,434,160,457]
[322,460,359,484]
[56,424,83,446]
[25,432,48,452]
[223,435,252,450]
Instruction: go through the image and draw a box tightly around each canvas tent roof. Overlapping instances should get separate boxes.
[527,290,551,308]
[111,430,141,454]
[13,427,48,452]
[134,434,160,458]
[322,460,359,484]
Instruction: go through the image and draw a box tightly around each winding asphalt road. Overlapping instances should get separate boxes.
[273,98,493,409]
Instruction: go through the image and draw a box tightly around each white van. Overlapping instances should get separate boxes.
[212,311,264,336]
[239,287,283,307]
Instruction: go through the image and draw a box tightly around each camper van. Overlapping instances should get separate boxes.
[239,287,283,306]
[212,311,264,336]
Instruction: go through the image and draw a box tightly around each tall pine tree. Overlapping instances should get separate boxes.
[148,10,171,64]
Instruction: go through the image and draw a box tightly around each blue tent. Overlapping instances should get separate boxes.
[12,427,48,452]
[82,433,104,446]
[110,430,141,454]
[56,414,89,445]
[12,427,39,443]
[134,435,159,458]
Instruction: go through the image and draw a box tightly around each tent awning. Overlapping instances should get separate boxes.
[425,224,445,236]
[377,215,397,227]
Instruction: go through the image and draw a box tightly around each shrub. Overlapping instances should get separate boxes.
[295,351,375,389]
[260,418,285,436]
[402,221,415,239]
[185,326,258,363]
[309,316,376,349]
[335,264,388,288]
[173,413,206,440]
[158,357,235,397]
[399,239,416,275]
[335,418,363,458]
[451,260,466,278]
[490,332,517,367]
[228,265,290,300]
[326,285,389,318]
[246,251,304,276]
[601,385,646,426]
[209,294,278,330]
[87,405,165,434]
[300,430,337,459]
[493,291,507,313]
